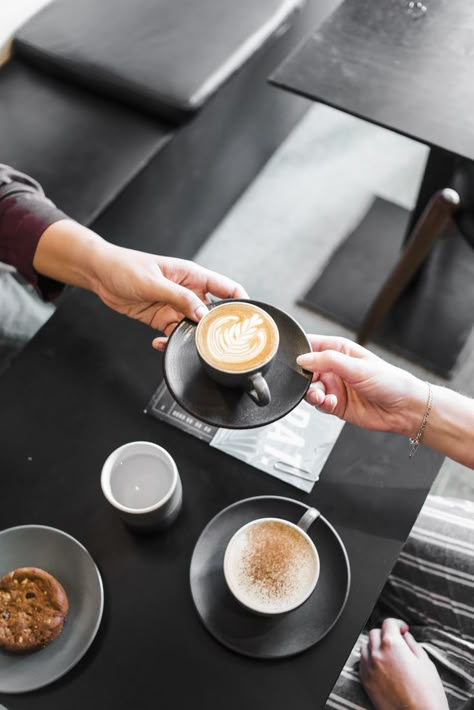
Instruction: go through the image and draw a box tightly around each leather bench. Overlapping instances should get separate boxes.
[1,0,336,258]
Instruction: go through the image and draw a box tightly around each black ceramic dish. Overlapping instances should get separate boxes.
[190,496,351,659]
[163,300,313,429]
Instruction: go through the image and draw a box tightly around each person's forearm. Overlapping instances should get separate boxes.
[0,168,69,299]
[405,383,474,469]
[422,385,474,468]
[32,219,111,293]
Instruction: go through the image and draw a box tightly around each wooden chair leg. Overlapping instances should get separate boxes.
[357,188,460,345]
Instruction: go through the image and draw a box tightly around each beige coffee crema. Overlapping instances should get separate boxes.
[225,520,318,614]
[196,303,279,372]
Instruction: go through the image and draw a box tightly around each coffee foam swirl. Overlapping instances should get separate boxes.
[208,313,267,365]
[197,303,278,372]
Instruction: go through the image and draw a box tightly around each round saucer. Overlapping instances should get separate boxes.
[163,300,312,429]
[190,496,351,659]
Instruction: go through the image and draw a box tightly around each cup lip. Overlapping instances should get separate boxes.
[223,516,320,615]
[195,301,280,375]
[100,441,178,515]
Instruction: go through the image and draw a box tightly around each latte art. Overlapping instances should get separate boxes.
[196,303,279,373]
[209,313,268,364]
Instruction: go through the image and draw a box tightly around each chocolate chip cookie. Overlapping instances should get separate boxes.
[0,567,69,652]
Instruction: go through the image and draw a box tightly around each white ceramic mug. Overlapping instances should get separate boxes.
[223,508,320,615]
[101,441,182,531]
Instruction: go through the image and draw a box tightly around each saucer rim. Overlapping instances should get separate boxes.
[163,299,313,430]
[189,495,351,660]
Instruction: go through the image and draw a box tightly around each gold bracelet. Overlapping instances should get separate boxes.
[409,382,433,458]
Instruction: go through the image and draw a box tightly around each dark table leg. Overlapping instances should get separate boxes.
[404,147,460,238]
[299,146,474,377]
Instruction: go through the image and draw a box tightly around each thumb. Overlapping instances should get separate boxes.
[297,350,368,384]
[159,280,208,322]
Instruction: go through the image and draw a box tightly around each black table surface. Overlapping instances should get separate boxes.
[0,288,443,709]
[271,0,474,160]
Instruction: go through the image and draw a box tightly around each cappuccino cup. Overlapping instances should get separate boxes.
[195,301,279,406]
[223,508,320,615]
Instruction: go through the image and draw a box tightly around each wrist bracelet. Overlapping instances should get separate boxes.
[409,382,433,458]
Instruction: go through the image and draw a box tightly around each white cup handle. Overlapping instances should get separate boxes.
[297,507,320,532]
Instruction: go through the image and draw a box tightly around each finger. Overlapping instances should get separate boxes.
[307,391,338,413]
[381,618,409,636]
[381,618,409,647]
[368,629,382,659]
[306,390,326,408]
[403,631,427,660]
[298,362,322,384]
[359,642,370,681]
[163,320,180,337]
[149,303,185,333]
[306,382,326,406]
[152,336,168,351]
[319,394,338,414]
[304,334,374,360]
[203,269,249,300]
[296,350,369,384]
[159,256,248,302]
[360,642,370,665]
[157,280,210,323]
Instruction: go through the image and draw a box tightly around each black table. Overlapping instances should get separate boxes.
[0,287,443,709]
[271,0,474,377]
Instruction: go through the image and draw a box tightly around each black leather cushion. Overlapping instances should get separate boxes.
[14,0,302,124]
[0,58,168,225]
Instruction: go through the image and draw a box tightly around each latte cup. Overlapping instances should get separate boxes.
[195,301,279,407]
[223,509,320,615]
[100,441,182,532]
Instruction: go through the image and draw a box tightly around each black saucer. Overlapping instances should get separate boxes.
[163,300,312,429]
[190,496,351,660]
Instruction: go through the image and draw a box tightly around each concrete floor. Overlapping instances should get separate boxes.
[2,104,473,499]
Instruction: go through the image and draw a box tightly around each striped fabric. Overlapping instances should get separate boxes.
[327,495,474,709]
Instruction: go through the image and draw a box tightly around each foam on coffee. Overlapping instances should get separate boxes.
[224,519,318,614]
[196,302,279,373]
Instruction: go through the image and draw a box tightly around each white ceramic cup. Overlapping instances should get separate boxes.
[223,509,320,615]
[101,441,182,531]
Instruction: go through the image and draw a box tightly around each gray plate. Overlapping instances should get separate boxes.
[0,525,104,693]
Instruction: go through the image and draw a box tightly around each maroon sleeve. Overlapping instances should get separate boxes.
[0,164,69,301]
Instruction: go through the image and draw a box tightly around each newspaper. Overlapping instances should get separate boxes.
[146,382,343,493]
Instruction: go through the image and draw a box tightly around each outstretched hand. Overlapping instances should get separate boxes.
[92,247,247,348]
[34,220,247,348]
[296,335,427,438]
